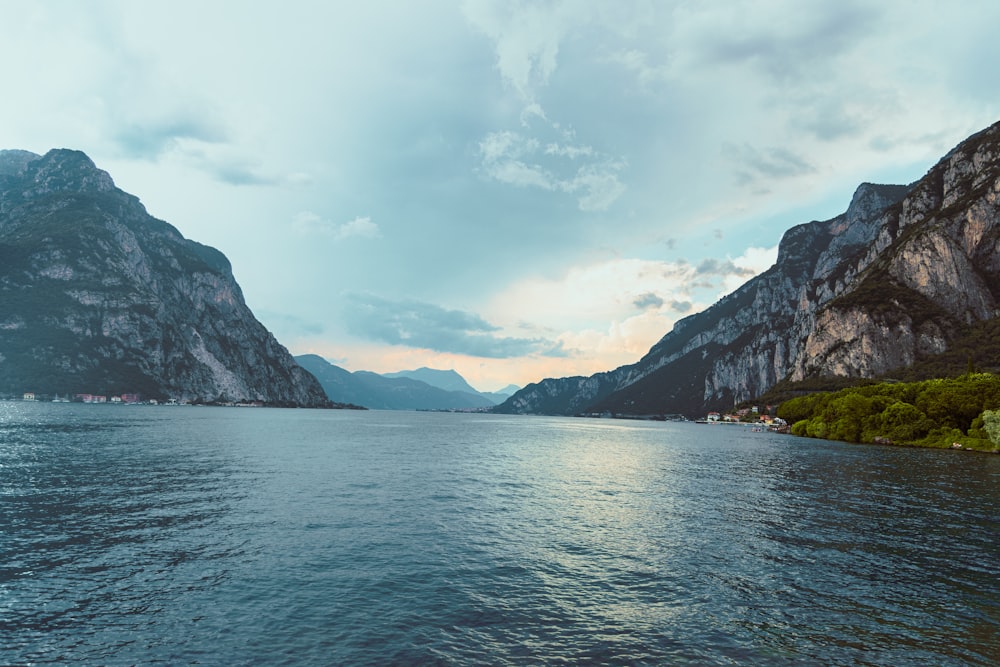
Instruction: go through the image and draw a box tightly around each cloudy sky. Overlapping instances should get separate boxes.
[3,1,998,391]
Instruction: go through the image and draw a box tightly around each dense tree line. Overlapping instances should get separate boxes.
[776,373,1000,451]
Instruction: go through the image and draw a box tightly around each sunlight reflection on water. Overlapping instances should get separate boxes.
[1,405,997,666]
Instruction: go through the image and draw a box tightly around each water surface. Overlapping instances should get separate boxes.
[1,403,997,665]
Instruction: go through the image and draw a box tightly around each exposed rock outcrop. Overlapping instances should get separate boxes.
[0,149,330,406]
[496,120,1000,417]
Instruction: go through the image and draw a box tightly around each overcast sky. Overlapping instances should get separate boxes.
[3,1,998,391]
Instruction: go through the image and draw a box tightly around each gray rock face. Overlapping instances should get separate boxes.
[496,120,1000,416]
[0,149,330,406]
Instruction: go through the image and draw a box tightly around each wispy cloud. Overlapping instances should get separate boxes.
[544,143,594,159]
[477,129,626,211]
[567,160,627,212]
[718,245,779,296]
[112,116,226,160]
[462,0,584,106]
[464,2,628,212]
[210,161,283,187]
[692,2,879,82]
[695,258,757,278]
[724,143,816,187]
[3,0,996,393]
[633,292,664,309]
[294,213,381,240]
[605,48,672,88]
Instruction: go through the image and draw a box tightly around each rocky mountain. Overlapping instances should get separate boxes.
[495,120,1000,417]
[0,148,331,406]
[296,355,495,410]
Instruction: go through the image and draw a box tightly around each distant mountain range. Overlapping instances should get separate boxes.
[0,149,331,406]
[496,119,1000,418]
[383,367,519,404]
[0,146,517,411]
[9,119,997,416]
[296,356,517,410]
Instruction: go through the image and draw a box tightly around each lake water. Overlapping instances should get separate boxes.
[1,403,998,666]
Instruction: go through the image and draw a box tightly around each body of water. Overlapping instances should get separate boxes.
[1,403,998,665]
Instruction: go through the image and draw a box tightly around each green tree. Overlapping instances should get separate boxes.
[873,401,931,443]
[790,420,810,437]
[915,376,997,432]
[823,392,873,443]
[776,373,1000,448]
[777,393,827,425]
[982,409,1000,446]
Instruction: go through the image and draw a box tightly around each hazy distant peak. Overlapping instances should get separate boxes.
[382,367,479,394]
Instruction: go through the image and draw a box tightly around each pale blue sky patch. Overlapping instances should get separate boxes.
[1,0,998,391]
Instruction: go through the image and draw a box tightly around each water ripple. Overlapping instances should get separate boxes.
[1,406,997,665]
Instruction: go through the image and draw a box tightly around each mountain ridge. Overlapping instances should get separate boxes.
[0,149,331,406]
[296,355,506,410]
[495,120,1000,417]
[383,367,481,394]
[382,367,518,404]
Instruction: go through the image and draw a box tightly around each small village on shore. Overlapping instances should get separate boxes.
[6,392,267,407]
[697,407,790,432]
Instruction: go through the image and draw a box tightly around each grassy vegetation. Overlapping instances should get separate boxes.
[776,373,1000,451]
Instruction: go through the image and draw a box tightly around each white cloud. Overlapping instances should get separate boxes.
[544,143,594,159]
[478,130,626,210]
[485,257,702,358]
[462,0,584,105]
[479,131,539,163]
[337,216,381,240]
[466,1,628,212]
[482,245,779,368]
[719,245,780,297]
[564,161,627,212]
[293,213,381,241]
[480,136,558,191]
[520,102,548,125]
[4,0,999,394]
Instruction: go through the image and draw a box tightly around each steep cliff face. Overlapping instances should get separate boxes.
[0,149,330,406]
[496,120,1000,416]
[791,122,1000,381]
